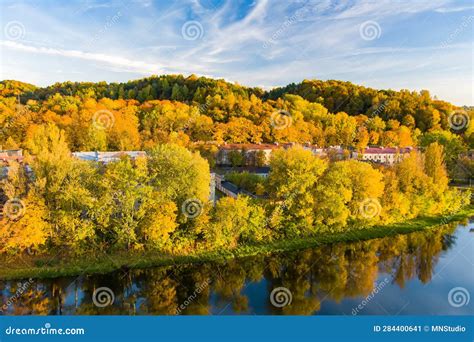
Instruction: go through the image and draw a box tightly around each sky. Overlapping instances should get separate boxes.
[0,0,473,105]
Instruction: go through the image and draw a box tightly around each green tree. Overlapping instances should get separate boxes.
[26,123,96,251]
[147,144,211,216]
[314,160,384,229]
[208,196,267,248]
[268,145,328,235]
[424,142,448,192]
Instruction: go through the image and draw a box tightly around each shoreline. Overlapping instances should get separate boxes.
[1,206,473,281]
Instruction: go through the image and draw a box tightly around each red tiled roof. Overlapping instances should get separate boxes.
[0,150,24,162]
[219,144,280,150]
[0,150,23,157]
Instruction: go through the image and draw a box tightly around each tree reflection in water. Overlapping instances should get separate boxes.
[0,223,463,315]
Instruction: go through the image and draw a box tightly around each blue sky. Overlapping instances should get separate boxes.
[0,0,472,105]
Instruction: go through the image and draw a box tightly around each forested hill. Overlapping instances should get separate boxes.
[1,75,472,173]
[0,80,37,97]
[0,74,472,184]
[16,74,264,104]
[3,74,461,130]
[266,79,456,131]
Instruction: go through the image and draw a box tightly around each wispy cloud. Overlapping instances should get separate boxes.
[1,40,166,74]
[434,5,474,13]
[0,0,472,104]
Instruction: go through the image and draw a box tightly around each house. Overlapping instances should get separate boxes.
[0,150,24,179]
[300,143,325,156]
[324,146,351,161]
[215,143,350,166]
[298,144,351,160]
[352,147,413,165]
[0,149,23,164]
[72,151,147,164]
[216,144,280,166]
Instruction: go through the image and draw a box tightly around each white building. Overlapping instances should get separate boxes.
[72,151,147,164]
[0,149,23,163]
[216,144,279,166]
[352,147,413,165]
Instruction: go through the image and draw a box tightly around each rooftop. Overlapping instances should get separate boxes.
[0,149,23,156]
[72,151,147,163]
[219,143,280,151]
[0,149,24,162]
[363,147,413,154]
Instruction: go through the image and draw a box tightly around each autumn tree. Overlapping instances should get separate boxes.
[424,142,448,192]
[208,196,267,248]
[268,145,328,235]
[314,160,384,229]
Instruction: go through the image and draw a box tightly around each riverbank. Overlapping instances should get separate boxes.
[1,206,473,280]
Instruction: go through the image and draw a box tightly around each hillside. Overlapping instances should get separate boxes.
[13,75,461,131]
[0,75,471,180]
[0,80,37,97]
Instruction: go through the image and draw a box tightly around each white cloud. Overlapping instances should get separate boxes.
[434,5,474,13]
[0,40,166,74]
[0,0,472,104]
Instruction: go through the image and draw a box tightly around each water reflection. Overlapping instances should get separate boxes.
[1,221,473,315]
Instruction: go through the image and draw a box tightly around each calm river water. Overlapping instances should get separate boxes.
[1,220,473,315]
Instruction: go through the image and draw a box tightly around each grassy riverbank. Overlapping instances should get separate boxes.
[1,206,473,280]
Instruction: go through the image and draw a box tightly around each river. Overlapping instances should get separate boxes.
[1,220,473,315]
